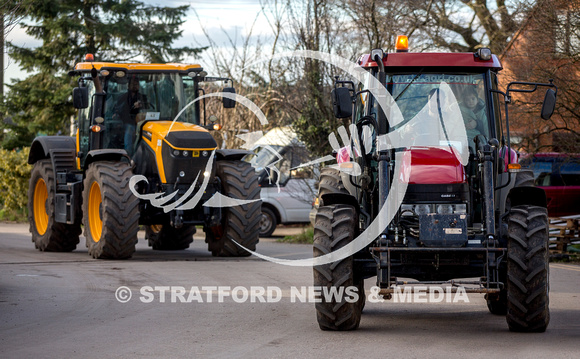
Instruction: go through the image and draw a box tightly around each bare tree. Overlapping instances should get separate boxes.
[418,0,529,54]
[1,1,24,99]
[501,0,580,152]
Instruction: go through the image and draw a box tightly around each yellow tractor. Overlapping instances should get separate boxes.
[27,55,261,259]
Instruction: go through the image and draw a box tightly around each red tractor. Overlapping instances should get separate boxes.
[313,37,557,332]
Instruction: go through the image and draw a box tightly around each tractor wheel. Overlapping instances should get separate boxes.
[146,224,195,250]
[313,204,361,331]
[259,207,277,237]
[209,160,261,257]
[317,167,348,204]
[82,161,140,259]
[505,205,550,332]
[514,170,535,187]
[28,160,81,252]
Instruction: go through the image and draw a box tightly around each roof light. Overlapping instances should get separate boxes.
[84,53,94,62]
[395,35,409,52]
[99,70,110,76]
[475,48,492,61]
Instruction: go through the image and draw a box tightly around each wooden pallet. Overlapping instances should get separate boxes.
[549,215,580,254]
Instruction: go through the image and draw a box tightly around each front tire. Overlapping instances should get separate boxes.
[313,204,361,331]
[505,205,550,332]
[209,161,261,257]
[82,161,140,259]
[146,224,195,250]
[28,160,81,252]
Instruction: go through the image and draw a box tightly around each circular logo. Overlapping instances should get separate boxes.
[115,286,132,303]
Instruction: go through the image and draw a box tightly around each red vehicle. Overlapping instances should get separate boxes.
[314,36,557,332]
[520,153,580,217]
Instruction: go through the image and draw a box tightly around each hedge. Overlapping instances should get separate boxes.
[0,147,31,213]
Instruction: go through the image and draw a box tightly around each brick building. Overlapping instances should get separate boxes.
[500,0,580,153]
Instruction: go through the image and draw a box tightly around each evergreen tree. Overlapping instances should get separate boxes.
[1,0,203,149]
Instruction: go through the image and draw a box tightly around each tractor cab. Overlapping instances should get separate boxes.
[71,55,234,164]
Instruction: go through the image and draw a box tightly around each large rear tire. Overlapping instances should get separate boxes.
[146,224,195,250]
[28,160,81,252]
[209,161,261,257]
[505,205,550,332]
[313,204,362,331]
[82,161,140,259]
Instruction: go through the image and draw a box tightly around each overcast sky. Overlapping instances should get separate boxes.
[3,0,267,93]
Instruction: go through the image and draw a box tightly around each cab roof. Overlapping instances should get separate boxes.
[358,52,503,71]
[74,61,203,73]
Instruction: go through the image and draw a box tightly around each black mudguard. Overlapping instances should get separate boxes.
[321,192,360,212]
[507,187,547,208]
[28,136,76,165]
[216,149,253,161]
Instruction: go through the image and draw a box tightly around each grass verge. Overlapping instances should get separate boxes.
[0,207,28,223]
[277,226,314,244]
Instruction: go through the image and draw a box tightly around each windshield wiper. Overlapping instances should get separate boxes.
[393,67,425,102]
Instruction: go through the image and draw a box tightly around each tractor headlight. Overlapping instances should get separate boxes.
[401,203,467,216]
[415,204,431,215]
[454,204,467,214]
[436,204,454,214]
[401,204,415,216]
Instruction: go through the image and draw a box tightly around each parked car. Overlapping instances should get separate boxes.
[520,153,580,217]
[245,127,317,237]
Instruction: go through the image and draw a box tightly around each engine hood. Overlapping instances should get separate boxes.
[139,121,217,184]
[401,146,466,184]
[141,121,217,149]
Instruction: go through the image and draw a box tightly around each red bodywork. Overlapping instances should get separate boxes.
[358,52,503,70]
[401,147,466,184]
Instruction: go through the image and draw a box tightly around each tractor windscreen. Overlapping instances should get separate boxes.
[101,73,199,151]
[104,73,198,124]
[364,72,490,154]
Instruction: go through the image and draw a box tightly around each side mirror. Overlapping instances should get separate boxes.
[332,87,352,118]
[73,87,89,109]
[222,87,236,109]
[540,88,556,120]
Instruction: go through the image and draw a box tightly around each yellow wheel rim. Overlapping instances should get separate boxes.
[88,182,103,242]
[150,224,162,233]
[33,178,49,235]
